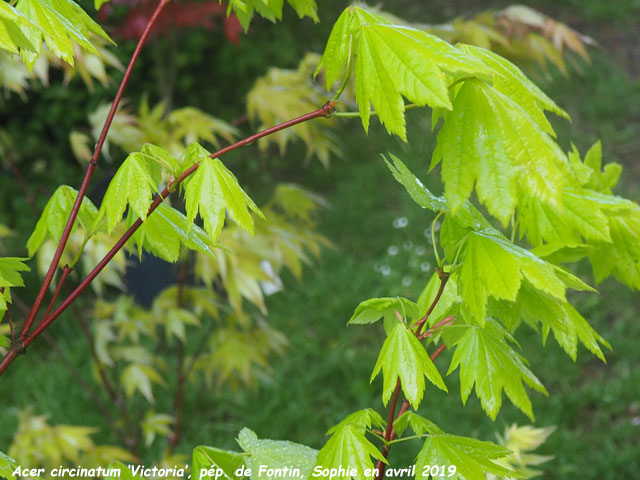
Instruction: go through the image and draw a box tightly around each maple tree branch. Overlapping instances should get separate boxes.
[19,0,171,340]
[0,103,335,376]
[375,271,451,479]
[40,265,72,326]
[413,268,450,336]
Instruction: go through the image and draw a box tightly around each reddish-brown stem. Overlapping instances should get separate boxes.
[6,303,16,343]
[40,265,71,325]
[0,103,333,376]
[413,268,450,336]
[419,315,455,341]
[375,270,451,479]
[19,0,170,340]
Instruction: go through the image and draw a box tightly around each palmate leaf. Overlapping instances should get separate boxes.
[317,6,489,140]
[27,185,100,257]
[97,150,159,234]
[0,451,18,480]
[371,322,447,409]
[223,0,318,31]
[0,257,30,316]
[458,44,570,134]
[120,363,166,403]
[348,297,420,334]
[192,446,246,480]
[447,320,547,420]
[314,422,386,480]
[129,204,215,263]
[517,282,610,362]
[416,433,513,480]
[456,230,575,323]
[0,2,37,54]
[432,78,569,223]
[15,0,112,69]
[183,143,263,242]
[237,428,318,480]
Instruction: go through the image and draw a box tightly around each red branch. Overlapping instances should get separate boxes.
[374,271,451,479]
[19,0,171,340]
[0,102,335,376]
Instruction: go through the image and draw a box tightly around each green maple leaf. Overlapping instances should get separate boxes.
[224,0,317,31]
[0,2,38,54]
[456,230,591,323]
[129,204,215,263]
[542,301,611,362]
[432,78,569,222]
[416,433,513,480]
[183,144,263,242]
[27,185,100,256]
[317,6,489,140]
[314,423,386,480]
[459,44,570,135]
[371,322,447,409]
[237,428,318,480]
[447,321,547,420]
[0,450,18,480]
[97,151,159,234]
[192,446,245,480]
[348,296,420,334]
[16,0,112,69]
[0,257,30,315]
[393,411,443,437]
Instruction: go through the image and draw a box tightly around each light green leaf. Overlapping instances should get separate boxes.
[327,409,385,435]
[0,257,30,289]
[237,428,318,480]
[141,411,173,447]
[393,411,443,437]
[97,152,158,234]
[543,302,610,362]
[129,204,215,263]
[371,322,447,409]
[383,154,447,212]
[457,230,572,323]
[459,43,570,135]
[16,0,112,69]
[121,363,166,403]
[314,423,386,480]
[184,144,263,241]
[348,297,420,333]
[0,451,17,480]
[27,185,99,256]
[433,79,569,222]
[192,446,245,480]
[223,0,317,31]
[447,321,547,420]
[0,2,37,54]
[416,433,513,480]
[318,6,489,139]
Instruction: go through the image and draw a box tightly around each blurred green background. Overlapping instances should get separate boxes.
[1,1,639,478]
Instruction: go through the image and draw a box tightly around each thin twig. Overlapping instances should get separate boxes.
[19,0,171,340]
[0,103,335,374]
